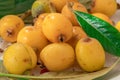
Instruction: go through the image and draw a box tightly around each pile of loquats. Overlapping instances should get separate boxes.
[0,0,119,75]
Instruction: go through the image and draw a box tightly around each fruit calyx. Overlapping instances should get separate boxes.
[7,29,14,37]
[58,34,65,42]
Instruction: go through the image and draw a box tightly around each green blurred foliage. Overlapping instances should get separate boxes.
[0,0,35,18]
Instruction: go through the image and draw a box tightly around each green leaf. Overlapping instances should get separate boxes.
[0,0,35,18]
[73,10,120,56]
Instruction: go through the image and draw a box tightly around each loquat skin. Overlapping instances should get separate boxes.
[115,21,120,31]
[34,13,49,29]
[75,37,105,72]
[40,43,75,72]
[50,0,78,12]
[92,13,113,25]
[17,26,49,52]
[42,13,73,43]
[31,0,52,18]
[61,2,88,26]
[67,26,87,48]
[0,15,24,42]
[3,43,37,74]
[90,0,117,17]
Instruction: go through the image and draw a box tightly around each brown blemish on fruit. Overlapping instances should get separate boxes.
[91,0,96,8]
[117,3,120,9]
[0,48,3,53]
[16,23,20,27]
[83,63,86,66]
[7,29,14,36]
[23,58,30,62]
[83,37,91,42]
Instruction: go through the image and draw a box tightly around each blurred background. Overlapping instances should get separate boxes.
[0,0,34,18]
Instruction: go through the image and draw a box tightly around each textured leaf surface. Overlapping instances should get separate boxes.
[74,10,120,56]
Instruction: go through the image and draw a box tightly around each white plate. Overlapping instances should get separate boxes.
[97,0,120,79]
[0,0,120,80]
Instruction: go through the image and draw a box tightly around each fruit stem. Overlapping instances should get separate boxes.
[83,37,91,42]
[17,10,31,20]
[67,2,74,11]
